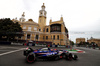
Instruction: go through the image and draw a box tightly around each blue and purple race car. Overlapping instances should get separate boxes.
[23,47,78,63]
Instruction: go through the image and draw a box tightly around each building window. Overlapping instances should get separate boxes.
[57,35,59,40]
[28,26,31,31]
[53,43,55,45]
[34,27,37,31]
[46,28,48,32]
[43,36,45,40]
[50,24,61,32]
[41,13,42,14]
[57,43,59,45]
[23,26,26,29]
[46,36,48,40]
[39,29,41,31]
[53,35,55,40]
[27,34,30,39]
[18,36,21,39]
[36,35,38,39]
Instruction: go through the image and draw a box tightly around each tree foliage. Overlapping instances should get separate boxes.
[70,40,74,46]
[0,18,23,40]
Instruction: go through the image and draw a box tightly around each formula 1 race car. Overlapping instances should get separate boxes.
[23,47,78,63]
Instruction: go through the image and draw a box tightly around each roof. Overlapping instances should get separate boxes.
[76,38,85,39]
[88,38,100,41]
[21,19,38,25]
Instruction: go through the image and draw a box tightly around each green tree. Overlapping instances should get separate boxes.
[0,18,23,41]
[70,41,74,46]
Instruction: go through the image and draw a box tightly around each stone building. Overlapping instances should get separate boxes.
[12,3,69,45]
[87,37,100,47]
[76,38,85,44]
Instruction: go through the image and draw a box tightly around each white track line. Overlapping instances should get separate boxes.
[0,47,22,49]
[69,51,86,53]
[0,48,25,56]
[68,49,86,53]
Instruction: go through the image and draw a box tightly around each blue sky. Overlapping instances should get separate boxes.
[0,0,100,32]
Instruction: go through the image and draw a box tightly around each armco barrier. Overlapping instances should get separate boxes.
[35,44,46,47]
[58,45,66,47]
[27,43,35,46]
[52,45,55,47]
[11,42,23,45]
[0,41,11,45]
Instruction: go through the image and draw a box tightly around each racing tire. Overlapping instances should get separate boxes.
[55,55,60,61]
[65,53,72,60]
[26,52,36,63]
[62,53,66,59]
[24,50,29,56]
[73,55,78,60]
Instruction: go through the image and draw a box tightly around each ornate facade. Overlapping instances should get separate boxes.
[76,38,85,44]
[13,3,69,45]
[87,37,100,47]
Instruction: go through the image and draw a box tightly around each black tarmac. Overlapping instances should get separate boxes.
[0,45,100,66]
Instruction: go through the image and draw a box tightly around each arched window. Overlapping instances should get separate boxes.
[36,35,38,39]
[53,35,55,40]
[39,29,41,31]
[43,28,45,32]
[57,35,59,40]
[27,34,30,39]
[46,36,48,40]
[46,28,48,32]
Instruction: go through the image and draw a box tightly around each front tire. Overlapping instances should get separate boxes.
[65,53,72,60]
[26,52,36,63]
[73,55,78,60]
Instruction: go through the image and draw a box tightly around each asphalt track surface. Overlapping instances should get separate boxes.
[0,45,100,66]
